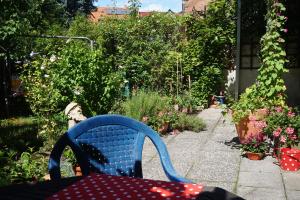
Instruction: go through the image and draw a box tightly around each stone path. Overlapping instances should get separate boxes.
[142,108,300,200]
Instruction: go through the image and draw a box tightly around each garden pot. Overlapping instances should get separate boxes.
[158,122,169,134]
[280,148,300,171]
[245,152,264,160]
[235,109,268,143]
[73,164,82,176]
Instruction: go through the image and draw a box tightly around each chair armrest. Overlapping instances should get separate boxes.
[147,133,194,183]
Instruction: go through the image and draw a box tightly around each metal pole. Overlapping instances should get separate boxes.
[19,35,95,50]
[235,0,241,100]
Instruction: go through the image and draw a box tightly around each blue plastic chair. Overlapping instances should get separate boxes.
[48,114,192,183]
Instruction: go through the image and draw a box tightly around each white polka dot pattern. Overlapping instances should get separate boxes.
[47,173,204,200]
[280,148,300,171]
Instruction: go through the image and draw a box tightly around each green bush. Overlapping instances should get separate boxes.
[117,91,206,134]
[174,113,206,132]
[118,91,170,121]
[22,43,124,116]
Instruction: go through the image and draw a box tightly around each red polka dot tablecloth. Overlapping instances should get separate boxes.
[47,173,204,200]
[280,148,300,171]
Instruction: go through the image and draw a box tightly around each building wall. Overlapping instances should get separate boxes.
[237,69,300,107]
[182,0,211,13]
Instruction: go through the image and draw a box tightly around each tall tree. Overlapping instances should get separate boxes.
[59,0,97,18]
[0,0,65,58]
[128,0,141,17]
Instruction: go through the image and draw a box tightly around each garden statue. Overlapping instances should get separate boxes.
[65,102,87,128]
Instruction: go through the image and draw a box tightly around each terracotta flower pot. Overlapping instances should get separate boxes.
[246,152,264,160]
[235,109,268,143]
[158,122,169,134]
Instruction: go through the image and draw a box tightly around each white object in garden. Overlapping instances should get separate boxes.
[65,102,87,128]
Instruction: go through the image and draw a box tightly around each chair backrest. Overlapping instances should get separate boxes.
[49,114,183,181]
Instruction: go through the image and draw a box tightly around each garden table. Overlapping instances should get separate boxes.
[0,173,244,200]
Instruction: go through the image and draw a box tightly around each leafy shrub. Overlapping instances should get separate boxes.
[9,149,47,183]
[118,91,170,121]
[37,113,68,152]
[22,43,124,116]
[264,107,300,148]
[173,113,206,132]
[117,91,205,134]
[0,148,47,186]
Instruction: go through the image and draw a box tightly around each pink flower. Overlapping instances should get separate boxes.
[285,127,295,135]
[280,135,286,143]
[260,108,269,115]
[249,115,257,121]
[290,135,297,140]
[255,121,267,129]
[283,29,288,33]
[275,107,283,113]
[288,111,295,117]
[273,127,282,138]
[273,131,280,137]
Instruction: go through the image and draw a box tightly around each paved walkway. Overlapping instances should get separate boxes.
[142,108,300,200]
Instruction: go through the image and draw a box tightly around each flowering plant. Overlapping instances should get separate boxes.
[263,107,300,148]
[241,133,269,154]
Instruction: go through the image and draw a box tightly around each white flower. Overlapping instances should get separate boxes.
[74,90,80,95]
[40,65,45,70]
[50,55,57,62]
[44,74,49,78]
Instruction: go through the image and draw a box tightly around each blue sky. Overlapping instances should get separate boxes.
[94,0,182,12]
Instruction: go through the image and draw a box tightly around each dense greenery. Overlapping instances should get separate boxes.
[184,0,236,106]
[0,0,235,185]
[22,43,123,116]
[117,91,205,134]
[21,0,235,117]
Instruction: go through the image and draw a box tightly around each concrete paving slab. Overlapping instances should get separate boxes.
[174,130,209,140]
[203,140,241,153]
[142,158,169,181]
[187,151,240,182]
[238,171,284,189]
[240,156,281,173]
[197,108,222,132]
[237,186,286,200]
[282,171,300,191]
[286,190,300,200]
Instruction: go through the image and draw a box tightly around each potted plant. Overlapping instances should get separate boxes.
[241,133,269,160]
[232,85,269,143]
[263,106,300,170]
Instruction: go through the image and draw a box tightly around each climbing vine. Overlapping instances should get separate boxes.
[256,0,288,105]
[232,0,288,122]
